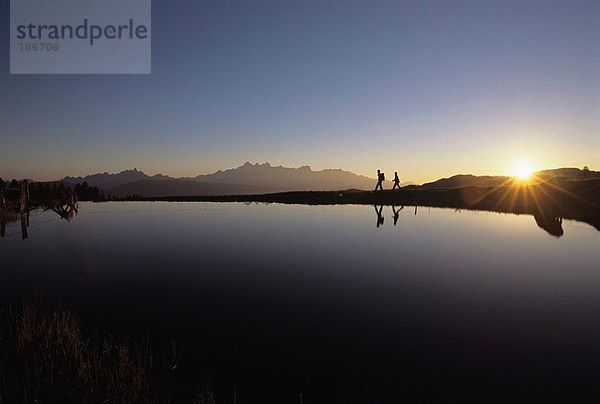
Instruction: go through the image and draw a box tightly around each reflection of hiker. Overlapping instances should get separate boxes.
[392,205,404,226]
[392,172,401,190]
[374,205,384,227]
[375,170,385,191]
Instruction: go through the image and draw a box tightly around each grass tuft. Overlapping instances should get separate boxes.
[0,301,216,403]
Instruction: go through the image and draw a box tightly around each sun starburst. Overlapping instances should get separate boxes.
[512,160,535,180]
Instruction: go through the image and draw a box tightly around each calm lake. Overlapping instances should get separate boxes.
[2,202,600,402]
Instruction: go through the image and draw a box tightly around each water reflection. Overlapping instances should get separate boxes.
[534,213,564,237]
[0,199,78,240]
[373,205,384,227]
[1,202,599,401]
[371,204,568,237]
[391,205,404,225]
[0,201,590,240]
[48,201,79,222]
[20,211,29,240]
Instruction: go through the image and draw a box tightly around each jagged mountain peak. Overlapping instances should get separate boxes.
[61,163,377,194]
[193,162,374,192]
[240,162,272,169]
[62,168,165,189]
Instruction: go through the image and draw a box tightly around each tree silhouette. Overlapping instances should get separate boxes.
[582,166,590,178]
[10,179,19,188]
[0,177,4,189]
[72,182,102,201]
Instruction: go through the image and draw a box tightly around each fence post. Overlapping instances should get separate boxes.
[0,188,5,210]
[20,180,27,212]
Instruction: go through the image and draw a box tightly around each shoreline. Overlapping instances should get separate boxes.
[111,182,600,231]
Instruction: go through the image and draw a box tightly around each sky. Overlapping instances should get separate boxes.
[0,0,598,183]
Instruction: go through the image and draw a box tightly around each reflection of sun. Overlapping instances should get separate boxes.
[512,160,535,180]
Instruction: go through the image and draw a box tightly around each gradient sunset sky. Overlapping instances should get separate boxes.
[1,0,598,183]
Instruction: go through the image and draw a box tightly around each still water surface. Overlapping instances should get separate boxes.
[2,202,600,401]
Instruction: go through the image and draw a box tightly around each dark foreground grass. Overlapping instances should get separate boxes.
[0,302,216,403]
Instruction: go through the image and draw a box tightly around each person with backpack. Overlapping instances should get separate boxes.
[375,169,385,191]
[392,172,401,190]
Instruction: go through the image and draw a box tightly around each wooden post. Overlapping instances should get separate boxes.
[20,181,26,212]
[0,210,5,238]
[0,187,5,238]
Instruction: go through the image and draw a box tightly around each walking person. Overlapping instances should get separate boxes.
[392,172,401,190]
[375,169,385,191]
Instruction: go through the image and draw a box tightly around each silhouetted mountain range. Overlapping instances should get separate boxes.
[62,163,375,197]
[63,169,171,190]
[192,162,374,191]
[419,167,599,190]
[60,165,598,197]
[419,174,510,190]
[535,167,599,179]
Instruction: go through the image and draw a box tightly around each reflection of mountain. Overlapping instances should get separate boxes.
[107,179,276,198]
[371,204,566,237]
[63,163,375,197]
[533,214,564,237]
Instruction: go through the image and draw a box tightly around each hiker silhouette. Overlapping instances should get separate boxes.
[392,172,401,190]
[375,170,385,191]
[374,205,384,227]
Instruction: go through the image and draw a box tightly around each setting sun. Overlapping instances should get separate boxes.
[512,160,535,180]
